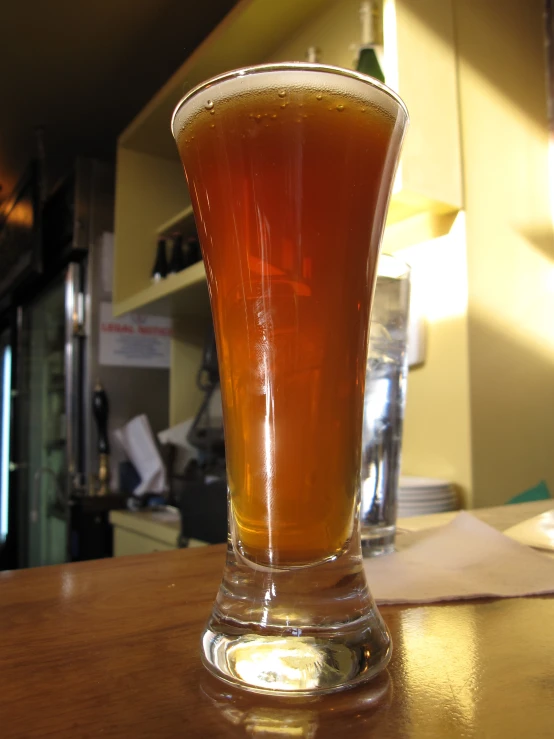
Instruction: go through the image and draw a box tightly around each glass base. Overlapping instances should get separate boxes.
[201,534,392,696]
[361,525,396,558]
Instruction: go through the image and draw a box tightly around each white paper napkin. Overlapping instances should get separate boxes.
[504,509,554,552]
[364,511,554,605]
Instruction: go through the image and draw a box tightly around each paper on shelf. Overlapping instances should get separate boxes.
[157,418,198,473]
[157,388,223,471]
[114,414,167,496]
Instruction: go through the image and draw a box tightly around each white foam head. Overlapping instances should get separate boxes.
[171,62,408,140]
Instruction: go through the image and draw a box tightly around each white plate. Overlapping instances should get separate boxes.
[398,490,456,501]
[399,498,457,508]
[398,501,458,516]
[399,487,453,497]
[399,484,452,492]
[399,487,454,497]
[399,476,452,489]
[398,493,456,504]
[398,502,457,512]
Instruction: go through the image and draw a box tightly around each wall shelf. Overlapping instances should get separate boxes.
[157,205,195,237]
[114,199,456,318]
[113,260,209,318]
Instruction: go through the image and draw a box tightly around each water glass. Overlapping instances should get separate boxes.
[361,254,411,557]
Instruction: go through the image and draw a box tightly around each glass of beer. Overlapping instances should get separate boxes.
[172,63,408,695]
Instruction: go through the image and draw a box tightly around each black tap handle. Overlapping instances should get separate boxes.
[93,383,110,455]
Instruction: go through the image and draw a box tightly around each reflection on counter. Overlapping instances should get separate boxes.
[199,670,392,738]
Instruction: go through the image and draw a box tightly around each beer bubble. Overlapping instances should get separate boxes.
[316,94,323,100]
[271,114,277,119]
[278,90,287,98]
[336,104,345,112]
[205,100,214,110]
[280,103,287,109]
[209,110,215,115]
[255,114,262,121]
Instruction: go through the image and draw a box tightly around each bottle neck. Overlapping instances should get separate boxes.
[306,46,320,64]
[360,1,375,46]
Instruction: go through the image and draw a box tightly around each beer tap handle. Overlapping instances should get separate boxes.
[92,382,110,495]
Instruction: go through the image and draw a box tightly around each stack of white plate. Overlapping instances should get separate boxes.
[398,476,458,518]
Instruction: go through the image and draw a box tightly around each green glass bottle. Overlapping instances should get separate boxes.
[356,1,385,83]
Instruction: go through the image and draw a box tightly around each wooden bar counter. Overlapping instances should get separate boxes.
[1,525,554,737]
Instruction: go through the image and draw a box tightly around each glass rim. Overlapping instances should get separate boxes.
[171,61,409,137]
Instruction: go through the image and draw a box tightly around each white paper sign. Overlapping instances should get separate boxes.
[99,302,171,369]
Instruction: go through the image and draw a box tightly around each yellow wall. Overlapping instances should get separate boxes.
[398,214,473,506]
[170,317,207,427]
[455,0,554,506]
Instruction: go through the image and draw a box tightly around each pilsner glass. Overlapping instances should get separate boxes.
[172,62,408,695]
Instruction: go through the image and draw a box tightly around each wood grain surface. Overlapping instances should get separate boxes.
[1,545,553,738]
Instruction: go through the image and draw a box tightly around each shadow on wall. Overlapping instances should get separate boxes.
[402,270,554,509]
[406,0,547,131]
[468,310,554,507]
[397,211,554,508]
[516,221,554,265]
[398,213,473,507]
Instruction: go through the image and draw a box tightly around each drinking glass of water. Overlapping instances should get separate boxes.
[361,254,411,557]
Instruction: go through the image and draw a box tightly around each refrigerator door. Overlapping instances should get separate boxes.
[64,262,84,496]
[0,327,12,547]
[15,266,81,567]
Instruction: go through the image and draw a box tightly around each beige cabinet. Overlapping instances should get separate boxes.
[109,510,207,557]
[113,527,176,557]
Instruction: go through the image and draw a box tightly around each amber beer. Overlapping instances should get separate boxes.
[174,67,405,567]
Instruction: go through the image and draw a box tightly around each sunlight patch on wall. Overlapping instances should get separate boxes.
[395,211,468,324]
